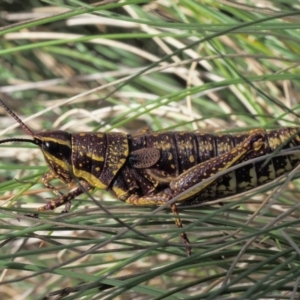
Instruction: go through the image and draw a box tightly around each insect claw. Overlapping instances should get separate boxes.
[25,213,39,219]
[61,201,71,214]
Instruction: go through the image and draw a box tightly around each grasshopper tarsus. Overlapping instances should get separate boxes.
[182,233,192,257]
[61,201,71,214]
[25,213,39,219]
[170,203,191,255]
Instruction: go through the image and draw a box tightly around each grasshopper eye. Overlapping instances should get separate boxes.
[43,141,59,153]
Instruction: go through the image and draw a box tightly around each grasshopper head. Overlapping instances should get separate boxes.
[34,131,73,183]
[0,99,73,183]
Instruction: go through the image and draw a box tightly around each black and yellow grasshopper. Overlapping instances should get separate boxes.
[1,98,300,255]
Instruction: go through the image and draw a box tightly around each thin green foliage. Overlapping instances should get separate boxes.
[1,0,300,299]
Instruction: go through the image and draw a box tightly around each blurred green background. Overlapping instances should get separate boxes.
[1,1,300,299]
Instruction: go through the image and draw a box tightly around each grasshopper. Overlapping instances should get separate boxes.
[1,99,300,255]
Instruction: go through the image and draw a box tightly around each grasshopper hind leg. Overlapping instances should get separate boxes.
[125,130,267,255]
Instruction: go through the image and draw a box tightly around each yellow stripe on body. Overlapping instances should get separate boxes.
[73,168,108,189]
[41,137,71,147]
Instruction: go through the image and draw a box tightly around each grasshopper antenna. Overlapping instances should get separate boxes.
[0,98,37,145]
[0,137,37,145]
[0,98,35,137]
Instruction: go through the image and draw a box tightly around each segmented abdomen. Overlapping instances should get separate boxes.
[128,127,300,200]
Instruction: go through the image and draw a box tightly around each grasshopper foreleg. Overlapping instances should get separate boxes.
[37,180,93,213]
[41,172,64,197]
